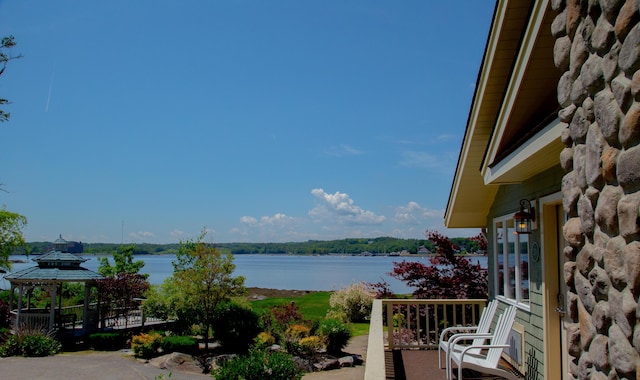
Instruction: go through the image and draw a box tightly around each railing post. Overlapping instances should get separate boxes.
[386,300,394,350]
[365,300,386,380]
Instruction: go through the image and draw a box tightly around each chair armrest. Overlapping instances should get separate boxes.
[448,332,493,348]
[459,343,510,360]
[439,326,479,342]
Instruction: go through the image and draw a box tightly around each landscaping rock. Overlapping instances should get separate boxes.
[149,352,204,374]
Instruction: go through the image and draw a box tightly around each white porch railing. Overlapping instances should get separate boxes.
[364,298,487,380]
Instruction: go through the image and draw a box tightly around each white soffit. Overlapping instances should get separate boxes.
[484,118,565,184]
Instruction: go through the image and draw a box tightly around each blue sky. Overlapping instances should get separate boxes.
[0,1,495,244]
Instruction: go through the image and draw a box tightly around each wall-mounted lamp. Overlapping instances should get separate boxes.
[514,199,535,234]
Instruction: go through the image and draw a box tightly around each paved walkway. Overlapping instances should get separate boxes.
[0,335,369,380]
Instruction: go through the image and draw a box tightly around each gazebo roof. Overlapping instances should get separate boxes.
[5,250,104,283]
[4,266,104,282]
[33,251,88,264]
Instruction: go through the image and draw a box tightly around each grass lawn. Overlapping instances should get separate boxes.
[250,291,370,336]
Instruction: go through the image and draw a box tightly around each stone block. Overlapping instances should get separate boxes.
[561,147,574,171]
[625,241,640,295]
[593,15,616,54]
[559,71,575,107]
[605,236,628,289]
[576,271,597,312]
[563,172,582,216]
[614,0,640,41]
[620,101,640,148]
[619,23,640,75]
[590,264,612,301]
[586,123,606,188]
[593,301,612,333]
[595,185,623,236]
[619,193,640,241]
[581,54,605,94]
[594,89,622,146]
[555,35,572,70]
[618,146,640,193]
[609,323,640,375]
[612,74,633,111]
[565,216,586,247]
[575,144,588,190]
[603,41,621,82]
[601,146,619,184]
[553,9,568,38]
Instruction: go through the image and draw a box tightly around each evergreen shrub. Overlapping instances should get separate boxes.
[211,348,302,380]
[161,335,198,354]
[88,332,125,351]
[212,302,261,353]
[318,318,351,354]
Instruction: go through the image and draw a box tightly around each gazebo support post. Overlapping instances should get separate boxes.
[49,284,57,332]
[83,283,91,333]
[16,285,25,330]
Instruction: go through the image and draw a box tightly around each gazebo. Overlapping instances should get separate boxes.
[5,235,104,336]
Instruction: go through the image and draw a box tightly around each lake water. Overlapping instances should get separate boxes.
[3,254,488,294]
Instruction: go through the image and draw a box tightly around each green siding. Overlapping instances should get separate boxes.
[486,165,563,380]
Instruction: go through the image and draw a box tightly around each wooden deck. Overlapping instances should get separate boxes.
[386,349,518,380]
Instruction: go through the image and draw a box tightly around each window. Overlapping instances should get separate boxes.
[494,216,530,306]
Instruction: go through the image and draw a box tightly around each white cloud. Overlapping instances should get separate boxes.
[240,216,258,225]
[393,201,442,225]
[128,231,155,241]
[398,151,442,169]
[170,229,190,240]
[260,213,294,225]
[309,188,385,225]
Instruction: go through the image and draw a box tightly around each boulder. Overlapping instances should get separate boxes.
[149,352,204,375]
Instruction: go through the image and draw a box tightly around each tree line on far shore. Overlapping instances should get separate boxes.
[22,236,483,256]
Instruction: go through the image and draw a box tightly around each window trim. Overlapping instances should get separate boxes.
[493,214,531,312]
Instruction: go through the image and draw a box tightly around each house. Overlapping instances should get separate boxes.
[445,0,640,379]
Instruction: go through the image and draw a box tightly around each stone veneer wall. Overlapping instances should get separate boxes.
[553,0,640,379]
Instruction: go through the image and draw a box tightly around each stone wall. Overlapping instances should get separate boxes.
[553,0,640,378]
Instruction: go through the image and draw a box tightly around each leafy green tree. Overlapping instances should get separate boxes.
[98,245,146,277]
[0,35,22,123]
[0,207,27,270]
[171,230,246,348]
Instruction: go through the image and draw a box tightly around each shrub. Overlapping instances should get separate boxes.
[299,335,323,355]
[254,332,275,348]
[284,324,310,342]
[329,282,375,323]
[89,332,126,351]
[211,348,302,380]
[161,335,198,355]
[131,331,163,359]
[212,302,261,353]
[0,328,61,357]
[317,318,351,354]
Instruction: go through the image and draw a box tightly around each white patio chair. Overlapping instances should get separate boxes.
[446,305,519,380]
[438,299,498,368]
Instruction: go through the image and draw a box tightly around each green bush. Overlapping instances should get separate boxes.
[89,332,126,351]
[318,318,351,354]
[329,282,375,323]
[0,332,61,357]
[161,335,198,355]
[131,331,163,359]
[211,348,302,380]
[212,302,261,353]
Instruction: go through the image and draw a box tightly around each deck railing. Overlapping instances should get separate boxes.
[364,298,487,380]
[10,303,163,333]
